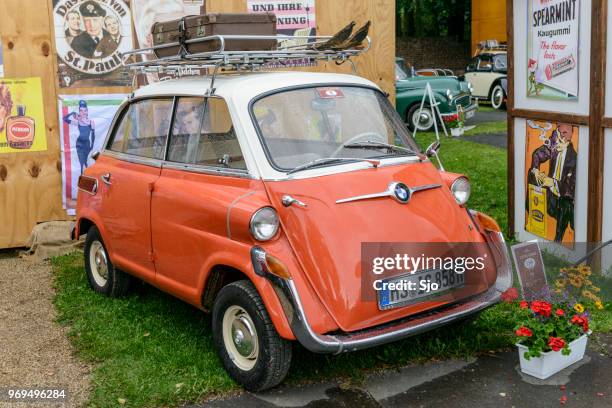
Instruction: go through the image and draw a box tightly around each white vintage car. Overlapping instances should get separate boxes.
[464,51,507,110]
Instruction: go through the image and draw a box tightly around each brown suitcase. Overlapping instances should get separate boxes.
[151,17,190,58]
[184,13,277,54]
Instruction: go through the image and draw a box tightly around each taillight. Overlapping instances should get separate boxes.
[78,175,98,195]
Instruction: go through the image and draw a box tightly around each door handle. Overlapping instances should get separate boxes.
[101,173,112,185]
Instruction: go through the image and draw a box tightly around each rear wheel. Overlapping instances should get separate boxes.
[407,104,435,132]
[212,280,292,391]
[490,84,506,110]
[84,226,132,297]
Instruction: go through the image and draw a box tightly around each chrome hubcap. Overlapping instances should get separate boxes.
[492,87,504,108]
[413,108,433,130]
[89,241,108,286]
[223,305,259,371]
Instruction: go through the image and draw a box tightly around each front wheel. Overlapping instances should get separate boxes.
[407,104,435,132]
[490,84,506,110]
[212,280,292,391]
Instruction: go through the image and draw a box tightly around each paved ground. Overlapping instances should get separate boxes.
[0,250,90,407]
[459,133,507,149]
[465,108,507,125]
[200,334,612,408]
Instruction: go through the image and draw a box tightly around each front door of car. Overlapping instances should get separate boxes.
[464,55,495,98]
[100,97,174,281]
[150,96,252,302]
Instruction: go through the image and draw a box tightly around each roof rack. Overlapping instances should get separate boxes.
[121,34,371,75]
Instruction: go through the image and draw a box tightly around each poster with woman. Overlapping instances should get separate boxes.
[58,94,127,214]
[525,120,579,246]
[527,0,580,99]
[52,0,134,88]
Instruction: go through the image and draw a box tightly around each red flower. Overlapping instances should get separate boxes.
[555,309,565,316]
[571,315,589,332]
[501,287,519,303]
[531,300,552,317]
[515,326,533,337]
[519,300,529,309]
[548,336,566,352]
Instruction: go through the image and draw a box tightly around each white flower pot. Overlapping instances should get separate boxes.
[517,332,590,379]
[450,127,464,137]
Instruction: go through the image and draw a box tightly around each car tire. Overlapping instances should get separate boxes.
[407,104,435,132]
[490,84,506,110]
[84,226,132,297]
[212,280,292,392]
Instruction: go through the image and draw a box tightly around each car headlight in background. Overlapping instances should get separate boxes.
[467,81,474,94]
[250,207,280,241]
[451,177,471,205]
[446,89,453,100]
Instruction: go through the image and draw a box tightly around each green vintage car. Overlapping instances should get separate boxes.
[395,57,478,132]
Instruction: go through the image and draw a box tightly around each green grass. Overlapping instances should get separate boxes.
[51,134,611,407]
[464,121,507,136]
[413,132,508,233]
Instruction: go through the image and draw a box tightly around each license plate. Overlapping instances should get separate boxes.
[377,269,466,310]
[465,109,475,119]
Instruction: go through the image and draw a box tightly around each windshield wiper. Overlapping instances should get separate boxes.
[287,157,381,176]
[342,140,417,155]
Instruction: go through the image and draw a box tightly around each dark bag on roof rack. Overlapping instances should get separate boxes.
[151,13,277,59]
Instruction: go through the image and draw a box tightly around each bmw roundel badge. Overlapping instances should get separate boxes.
[392,182,411,204]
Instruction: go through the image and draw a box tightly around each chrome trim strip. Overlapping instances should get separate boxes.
[257,232,512,354]
[102,150,163,168]
[226,191,256,240]
[161,161,254,179]
[336,182,441,204]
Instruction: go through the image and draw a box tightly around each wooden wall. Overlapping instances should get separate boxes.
[471,0,507,53]
[0,0,395,249]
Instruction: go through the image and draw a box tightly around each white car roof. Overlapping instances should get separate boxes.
[133,71,380,100]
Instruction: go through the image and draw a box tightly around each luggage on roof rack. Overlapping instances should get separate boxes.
[122,20,372,76]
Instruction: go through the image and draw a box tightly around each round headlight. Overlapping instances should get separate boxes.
[451,177,471,205]
[250,207,280,241]
[446,89,453,100]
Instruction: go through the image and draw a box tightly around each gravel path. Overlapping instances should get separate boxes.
[0,251,90,407]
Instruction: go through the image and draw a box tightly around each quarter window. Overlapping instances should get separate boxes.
[167,97,246,170]
[109,98,173,160]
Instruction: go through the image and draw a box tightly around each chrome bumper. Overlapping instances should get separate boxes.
[253,231,513,354]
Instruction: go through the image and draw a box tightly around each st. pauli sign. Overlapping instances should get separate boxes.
[52,0,133,88]
[527,0,579,100]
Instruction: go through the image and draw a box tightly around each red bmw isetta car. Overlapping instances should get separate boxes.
[74,71,512,391]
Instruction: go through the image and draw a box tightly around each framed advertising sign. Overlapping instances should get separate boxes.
[527,0,580,100]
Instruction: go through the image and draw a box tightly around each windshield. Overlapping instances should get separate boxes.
[252,86,420,172]
[395,62,409,80]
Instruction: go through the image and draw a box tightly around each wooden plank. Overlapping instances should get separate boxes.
[587,0,607,246]
[0,0,132,248]
[0,0,68,248]
[506,0,515,238]
[510,109,590,126]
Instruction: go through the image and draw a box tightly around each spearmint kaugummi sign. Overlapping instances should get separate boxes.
[527,0,579,100]
[52,0,133,88]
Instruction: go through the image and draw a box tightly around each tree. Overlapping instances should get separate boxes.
[396,0,471,41]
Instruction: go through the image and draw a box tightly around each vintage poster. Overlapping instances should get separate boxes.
[248,0,316,67]
[247,0,316,37]
[527,0,579,99]
[0,78,47,154]
[525,120,578,245]
[58,94,127,214]
[131,0,206,84]
[52,0,134,88]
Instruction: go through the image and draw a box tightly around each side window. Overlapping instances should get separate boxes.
[477,56,493,71]
[168,97,246,170]
[109,98,173,160]
[466,57,478,72]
